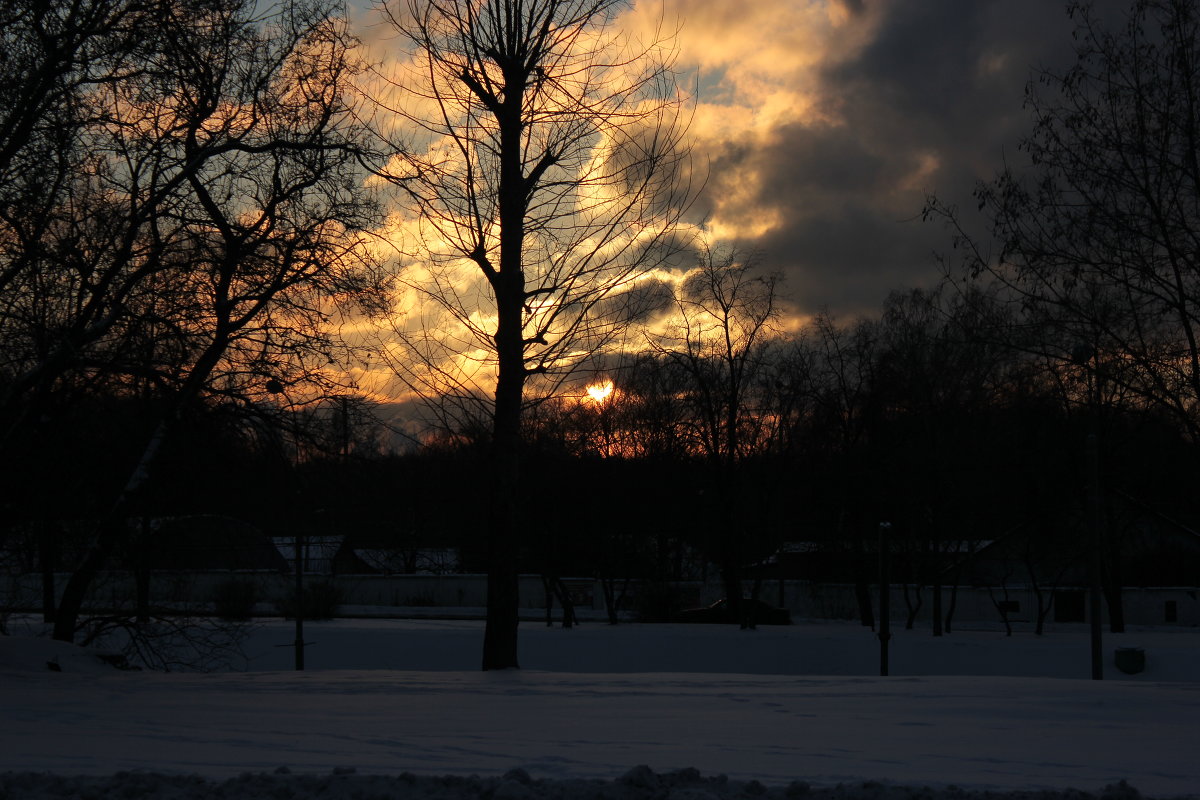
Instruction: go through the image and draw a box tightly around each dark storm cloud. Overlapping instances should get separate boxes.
[598,278,678,325]
[695,0,1127,318]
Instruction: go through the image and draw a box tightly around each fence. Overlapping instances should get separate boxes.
[3,572,1197,627]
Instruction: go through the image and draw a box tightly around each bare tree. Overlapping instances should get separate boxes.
[924,0,1200,639]
[0,0,385,645]
[0,0,177,440]
[649,246,782,624]
[0,0,158,224]
[927,0,1200,444]
[370,0,693,668]
[797,311,881,628]
[1,0,384,439]
[651,247,782,464]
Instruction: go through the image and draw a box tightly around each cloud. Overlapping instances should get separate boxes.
[635,0,1115,317]
[599,278,679,326]
[351,0,1134,410]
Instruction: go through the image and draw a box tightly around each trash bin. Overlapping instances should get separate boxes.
[1115,646,1145,675]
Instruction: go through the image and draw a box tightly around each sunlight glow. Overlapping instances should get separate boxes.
[586,379,615,403]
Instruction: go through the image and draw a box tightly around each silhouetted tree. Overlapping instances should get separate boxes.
[871,286,1018,634]
[928,0,1200,445]
[793,311,881,627]
[370,0,693,668]
[649,246,783,624]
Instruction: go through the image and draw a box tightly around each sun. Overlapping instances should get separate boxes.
[585,379,614,403]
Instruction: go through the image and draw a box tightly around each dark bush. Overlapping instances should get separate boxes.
[277,580,342,620]
[212,579,257,620]
[635,581,687,623]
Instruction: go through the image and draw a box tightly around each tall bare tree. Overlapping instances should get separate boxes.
[370,0,693,668]
[0,0,384,644]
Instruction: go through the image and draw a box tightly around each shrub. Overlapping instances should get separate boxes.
[277,580,342,620]
[212,579,257,621]
[635,581,686,623]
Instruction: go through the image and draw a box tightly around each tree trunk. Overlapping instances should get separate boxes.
[480,297,523,668]
[849,525,874,628]
[482,413,521,667]
[552,578,576,628]
[600,576,619,625]
[930,581,942,636]
[543,576,555,627]
[930,533,942,637]
[53,418,170,642]
[135,517,151,624]
[988,584,1013,637]
[135,568,151,624]
[856,577,875,628]
[39,523,56,624]
[1104,555,1125,633]
[482,500,520,669]
[721,561,742,625]
[52,327,228,643]
[945,579,958,634]
[742,575,762,630]
[480,75,529,671]
[1105,584,1125,633]
[1027,559,1045,636]
[903,582,922,630]
[52,524,114,641]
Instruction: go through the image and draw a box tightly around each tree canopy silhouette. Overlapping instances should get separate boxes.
[370,0,694,669]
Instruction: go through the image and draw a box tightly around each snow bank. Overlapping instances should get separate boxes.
[0,766,1164,800]
[0,630,127,675]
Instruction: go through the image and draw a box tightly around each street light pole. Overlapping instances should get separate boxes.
[1071,344,1104,681]
[878,521,891,677]
[267,378,306,672]
[1085,433,1103,680]
[294,533,305,670]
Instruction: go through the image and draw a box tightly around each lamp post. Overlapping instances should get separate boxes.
[878,521,891,677]
[267,378,305,671]
[1070,345,1104,681]
[1084,432,1103,680]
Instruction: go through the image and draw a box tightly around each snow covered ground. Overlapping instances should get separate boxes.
[2,616,1198,799]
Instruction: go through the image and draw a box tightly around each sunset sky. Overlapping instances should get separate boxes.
[346,0,1123,412]
[611,0,1099,318]
[359,0,1120,319]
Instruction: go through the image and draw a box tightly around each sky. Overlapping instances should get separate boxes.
[359,0,1129,321]
[340,0,1129,415]
[618,0,1094,319]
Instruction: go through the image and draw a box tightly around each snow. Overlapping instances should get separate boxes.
[2,616,1199,799]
